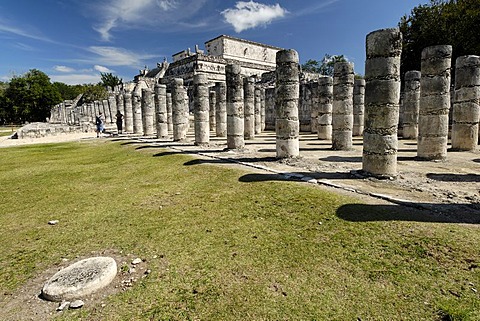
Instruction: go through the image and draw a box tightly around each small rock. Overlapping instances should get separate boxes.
[48,220,59,225]
[128,267,136,274]
[472,288,477,293]
[69,300,84,309]
[144,269,152,275]
[131,258,142,265]
[56,301,70,311]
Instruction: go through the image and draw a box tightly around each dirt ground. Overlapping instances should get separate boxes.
[1,128,479,319]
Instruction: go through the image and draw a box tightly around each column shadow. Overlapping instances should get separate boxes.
[336,203,480,224]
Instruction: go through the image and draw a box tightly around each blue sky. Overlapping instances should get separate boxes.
[0,0,429,85]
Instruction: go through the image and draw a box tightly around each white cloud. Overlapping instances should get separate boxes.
[90,0,210,41]
[88,46,155,66]
[0,18,54,43]
[54,65,75,73]
[94,65,113,73]
[156,0,177,11]
[221,1,287,33]
[49,73,102,85]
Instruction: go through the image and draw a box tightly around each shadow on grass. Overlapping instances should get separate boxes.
[184,156,277,166]
[319,156,362,163]
[426,173,480,182]
[336,203,480,224]
[239,171,354,182]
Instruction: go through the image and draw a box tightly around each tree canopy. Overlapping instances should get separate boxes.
[1,69,62,123]
[301,54,347,77]
[100,72,123,92]
[399,0,480,77]
[0,69,108,124]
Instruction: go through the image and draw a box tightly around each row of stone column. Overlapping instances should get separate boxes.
[403,53,480,154]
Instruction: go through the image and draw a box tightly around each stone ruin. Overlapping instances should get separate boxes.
[46,32,480,179]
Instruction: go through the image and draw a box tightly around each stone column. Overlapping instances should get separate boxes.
[193,73,210,145]
[226,64,244,149]
[214,82,227,137]
[166,92,173,132]
[264,87,275,130]
[451,55,480,151]
[353,78,365,136]
[132,92,143,135]
[310,82,319,133]
[332,61,354,150]
[402,71,421,139]
[209,90,216,131]
[418,45,452,160]
[141,88,155,136]
[108,94,117,123]
[116,93,125,130]
[103,100,112,123]
[123,93,134,133]
[172,78,188,141]
[116,93,125,116]
[275,49,300,158]
[260,88,266,131]
[362,28,402,178]
[254,85,262,134]
[317,76,333,140]
[155,84,169,139]
[243,76,255,139]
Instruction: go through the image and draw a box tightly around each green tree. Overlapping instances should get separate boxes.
[4,69,62,122]
[399,0,480,78]
[52,82,84,101]
[100,72,122,91]
[82,84,108,103]
[301,54,347,77]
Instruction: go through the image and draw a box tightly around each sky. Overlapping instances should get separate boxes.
[0,0,430,85]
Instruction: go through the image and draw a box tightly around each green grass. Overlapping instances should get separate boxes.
[0,139,479,320]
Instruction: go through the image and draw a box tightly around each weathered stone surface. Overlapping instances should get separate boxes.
[141,88,155,136]
[363,28,402,178]
[402,70,421,139]
[254,85,262,134]
[166,92,173,132]
[155,84,169,138]
[123,93,134,133]
[317,76,333,140]
[275,49,299,158]
[451,55,480,151]
[193,73,210,145]
[244,77,255,139]
[353,79,365,136]
[332,61,354,150]
[132,92,143,135]
[42,257,117,302]
[172,78,188,141]
[214,82,227,137]
[226,64,244,149]
[209,90,216,130]
[418,45,452,160]
[69,299,84,309]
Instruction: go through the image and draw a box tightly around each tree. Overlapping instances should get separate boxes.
[100,72,122,92]
[82,84,108,103]
[4,69,62,123]
[301,54,347,77]
[399,0,480,78]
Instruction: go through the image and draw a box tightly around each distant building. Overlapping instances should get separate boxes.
[133,35,283,88]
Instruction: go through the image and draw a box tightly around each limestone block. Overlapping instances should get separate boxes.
[418,114,449,136]
[420,45,453,75]
[365,79,401,105]
[42,257,116,302]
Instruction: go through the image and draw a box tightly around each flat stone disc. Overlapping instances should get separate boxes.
[41,256,117,302]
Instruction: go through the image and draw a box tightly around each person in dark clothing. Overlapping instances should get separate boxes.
[115,110,124,134]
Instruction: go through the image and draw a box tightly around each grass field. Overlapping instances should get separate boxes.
[0,139,479,320]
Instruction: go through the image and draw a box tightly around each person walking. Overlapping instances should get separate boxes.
[115,110,124,134]
[95,112,105,138]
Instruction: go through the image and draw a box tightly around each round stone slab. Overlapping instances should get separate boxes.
[41,256,117,302]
